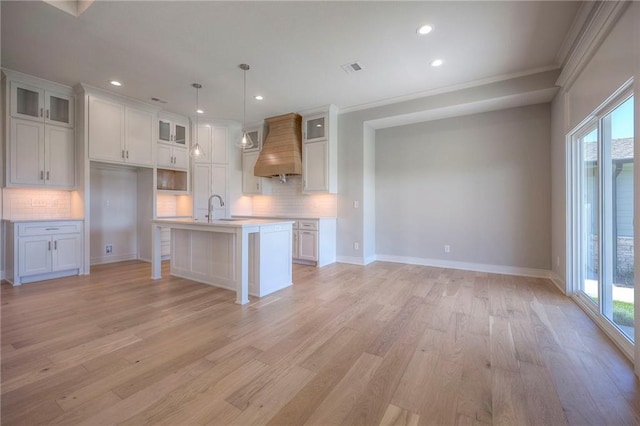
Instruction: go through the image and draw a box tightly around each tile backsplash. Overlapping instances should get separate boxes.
[2,188,73,219]
[251,176,337,217]
[156,193,178,217]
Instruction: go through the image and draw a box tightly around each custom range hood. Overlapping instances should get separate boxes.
[253,113,302,183]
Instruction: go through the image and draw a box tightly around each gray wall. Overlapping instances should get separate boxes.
[338,69,560,263]
[375,104,551,270]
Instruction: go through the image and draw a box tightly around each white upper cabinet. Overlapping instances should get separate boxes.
[5,72,76,189]
[195,125,212,164]
[158,114,188,146]
[89,96,125,163]
[302,140,328,192]
[301,105,338,194]
[125,106,154,166]
[11,81,74,128]
[88,95,154,166]
[212,127,228,164]
[45,125,75,187]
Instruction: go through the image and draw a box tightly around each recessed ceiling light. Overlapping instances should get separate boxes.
[254,95,264,101]
[417,24,433,35]
[110,80,122,87]
[196,109,204,114]
[430,59,444,67]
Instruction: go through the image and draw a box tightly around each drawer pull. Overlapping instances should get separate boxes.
[45,228,60,230]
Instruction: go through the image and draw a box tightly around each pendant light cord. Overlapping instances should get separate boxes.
[243,68,247,130]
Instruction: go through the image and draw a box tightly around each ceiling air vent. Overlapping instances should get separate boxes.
[150,97,168,104]
[341,61,364,74]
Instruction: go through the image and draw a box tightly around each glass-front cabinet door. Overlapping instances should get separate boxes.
[159,119,171,143]
[303,114,327,142]
[243,125,262,152]
[174,122,187,145]
[45,92,74,128]
[11,82,44,122]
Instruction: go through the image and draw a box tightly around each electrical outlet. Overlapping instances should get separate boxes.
[105,244,113,254]
[354,242,359,250]
[444,245,450,253]
[353,201,359,209]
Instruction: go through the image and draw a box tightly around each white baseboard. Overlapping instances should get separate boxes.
[548,271,567,295]
[336,256,366,266]
[363,255,377,266]
[90,253,137,266]
[374,254,554,280]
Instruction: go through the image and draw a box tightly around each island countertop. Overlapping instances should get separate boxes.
[152,217,295,228]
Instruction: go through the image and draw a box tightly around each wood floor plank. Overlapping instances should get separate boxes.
[304,352,383,425]
[2,260,639,425]
[380,404,420,426]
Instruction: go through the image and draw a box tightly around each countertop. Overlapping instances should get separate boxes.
[232,214,337,220]
[153,218,295,228]
[2,218,84,223]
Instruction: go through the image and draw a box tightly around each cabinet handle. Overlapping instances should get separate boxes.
[302,231,312,235]
[46,109,50,119]
[40,107,43,117]
[48,241,51,251]
[126,151,129,159]
[54,240,57,250]
[40,171,44,180]
[46,171,50,180]
[256,183,259,190]
[45,228,59,230]
[121,150,125,159]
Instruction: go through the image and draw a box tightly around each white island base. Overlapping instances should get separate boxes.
[152,219,294,304]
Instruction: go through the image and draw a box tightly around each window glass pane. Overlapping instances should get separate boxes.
[605,96,634,340]
[580,128,599,305]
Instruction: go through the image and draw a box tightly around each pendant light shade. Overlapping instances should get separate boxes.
[235,64,256,149]
[189,83,206,159]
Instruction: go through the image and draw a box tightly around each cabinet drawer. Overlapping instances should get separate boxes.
[18,221,82,237]
[298,220,318,231]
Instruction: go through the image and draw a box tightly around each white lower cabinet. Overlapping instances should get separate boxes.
[297,229,318,261]
[238,217,336,267]
[5,220,83,285]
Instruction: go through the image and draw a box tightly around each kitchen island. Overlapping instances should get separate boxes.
[151,218,294,304]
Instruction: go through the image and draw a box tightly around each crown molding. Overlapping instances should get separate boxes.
[556,1,631,91]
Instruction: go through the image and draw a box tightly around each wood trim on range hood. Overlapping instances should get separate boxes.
[254,113,302,178]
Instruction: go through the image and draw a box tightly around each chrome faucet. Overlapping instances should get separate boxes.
[207,194,225,222]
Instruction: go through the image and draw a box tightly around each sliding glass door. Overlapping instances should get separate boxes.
[572,91,634,342]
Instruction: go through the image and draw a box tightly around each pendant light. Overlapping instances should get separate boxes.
[235,64,254,149]
[189,83,205,159]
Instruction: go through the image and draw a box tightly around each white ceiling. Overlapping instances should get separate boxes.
[1,1,580,123]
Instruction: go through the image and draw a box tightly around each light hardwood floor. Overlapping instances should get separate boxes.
[2,260,640,425]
